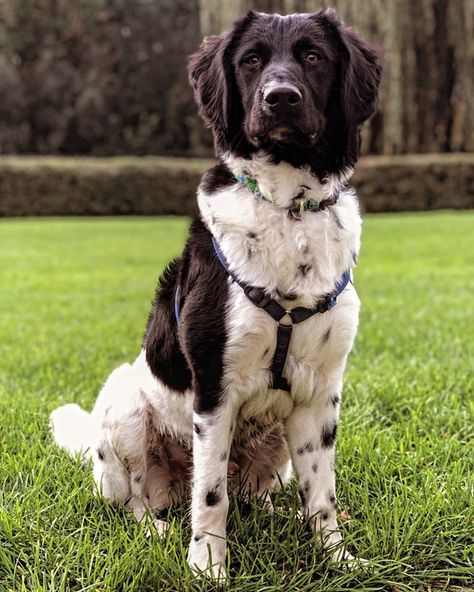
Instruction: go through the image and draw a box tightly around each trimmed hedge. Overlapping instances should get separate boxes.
[0,153,473,217]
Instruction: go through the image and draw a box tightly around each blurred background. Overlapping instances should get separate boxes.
[0,0,473,215]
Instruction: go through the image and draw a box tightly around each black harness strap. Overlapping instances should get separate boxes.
[210,237,351,392]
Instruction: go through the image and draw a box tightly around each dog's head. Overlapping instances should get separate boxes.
[189,10,381,178]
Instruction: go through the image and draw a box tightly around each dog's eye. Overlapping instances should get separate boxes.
[244,54,261,67]
[305,51,320,64]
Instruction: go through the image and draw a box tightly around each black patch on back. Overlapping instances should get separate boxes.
[97,448,105,461]
[144,219,229,414]
[321,422,338,448]
[144,258,192,392]
[311,462,318,474]
[200,162,236,195]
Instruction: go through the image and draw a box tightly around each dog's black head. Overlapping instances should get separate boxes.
[189,10,381,178]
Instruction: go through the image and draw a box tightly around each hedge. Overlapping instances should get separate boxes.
[0,153,473,217]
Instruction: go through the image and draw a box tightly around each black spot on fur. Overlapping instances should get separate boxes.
[321,511,329,521]
[200,163,236,194]
[312,462,318,474]
[299,480,311,505]
[328,492,337,508]
[134,474,142,483]
[299,264,312,277]
[297,441,314,455]
[321,328,332,344]
[97,448,105,461]
[193,422,202,436]
[321,422,338,448]
[205,486,221,507]
[330,393,341,407]
[329,208,345,230]
[247,231,257,239]
[194,531,205,542]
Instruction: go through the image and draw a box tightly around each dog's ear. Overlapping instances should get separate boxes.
[320,9,382,127]
[188,12,257,150]
[339,25,382,126]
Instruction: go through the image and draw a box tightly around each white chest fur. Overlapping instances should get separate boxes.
[198,158,362,422]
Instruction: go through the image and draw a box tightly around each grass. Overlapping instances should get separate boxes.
[0,212,473,592]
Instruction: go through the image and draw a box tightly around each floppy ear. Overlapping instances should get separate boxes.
[338,22,382,127]
[188,34,230,137]
[188,12,256,152]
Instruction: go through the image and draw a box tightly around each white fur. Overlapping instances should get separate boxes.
[51,155,362,579]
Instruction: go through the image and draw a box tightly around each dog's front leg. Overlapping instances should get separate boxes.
[188,404,235,580]
[284,384,350,563]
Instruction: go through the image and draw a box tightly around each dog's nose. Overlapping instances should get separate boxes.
[263,83,302,113]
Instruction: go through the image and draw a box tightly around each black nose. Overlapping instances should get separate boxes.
[263,83,302,113]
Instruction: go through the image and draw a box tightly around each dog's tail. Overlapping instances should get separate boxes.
[50,403,98,459]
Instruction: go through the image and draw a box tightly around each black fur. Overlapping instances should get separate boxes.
[297,441,315,455]
[188,9,381,179]
[144,259,192,393]
[144,220,229,414]
[321,422,338,448]
[205,486,221,507]
[200,162,236,195]
[321,328,332,344]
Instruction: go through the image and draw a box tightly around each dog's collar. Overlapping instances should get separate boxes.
[234,172,340,218]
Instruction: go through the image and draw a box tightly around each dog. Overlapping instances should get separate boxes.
[51,9,381,580]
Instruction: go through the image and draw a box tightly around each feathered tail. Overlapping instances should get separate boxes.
[50,403,97,459]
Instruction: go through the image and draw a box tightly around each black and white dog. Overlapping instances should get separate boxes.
[51,9,381,580]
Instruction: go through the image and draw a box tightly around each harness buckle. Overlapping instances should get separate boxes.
[244,285,271,308]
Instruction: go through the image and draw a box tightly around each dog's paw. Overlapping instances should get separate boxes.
[188,535,227,582]
[330,547,369,571]
[146,518,169,539]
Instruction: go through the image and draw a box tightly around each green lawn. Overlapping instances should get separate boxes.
[0,213,473,592]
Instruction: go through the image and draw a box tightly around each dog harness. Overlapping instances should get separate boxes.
[175,236,350,393]
[175,172,350,392]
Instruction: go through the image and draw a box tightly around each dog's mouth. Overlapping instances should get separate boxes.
[252,123,318,149]
[267,125,296,142]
